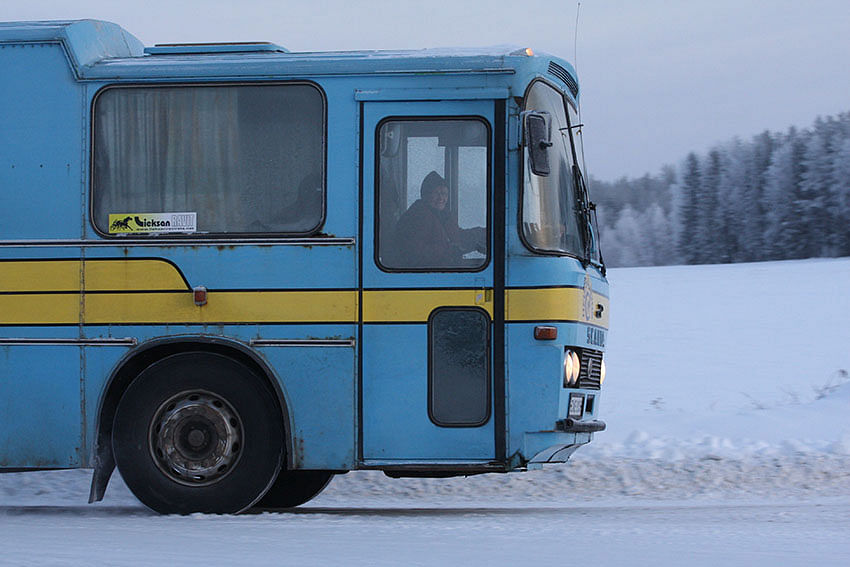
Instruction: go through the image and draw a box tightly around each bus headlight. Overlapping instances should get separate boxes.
[563,349,580,387]
[571,351,581,384]
[600,359,606,385]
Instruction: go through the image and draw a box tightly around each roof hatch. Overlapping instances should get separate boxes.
[144,42,289,55]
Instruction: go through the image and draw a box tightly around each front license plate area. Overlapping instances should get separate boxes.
[568,394,585,419]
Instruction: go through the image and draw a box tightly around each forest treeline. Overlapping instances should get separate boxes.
[591,111,850,267]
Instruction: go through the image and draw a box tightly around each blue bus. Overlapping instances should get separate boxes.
[0,20,609,514]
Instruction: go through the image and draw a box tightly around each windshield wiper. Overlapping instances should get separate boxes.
[572,165,605,275]
[572,165,592,262]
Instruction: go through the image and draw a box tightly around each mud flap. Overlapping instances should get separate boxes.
[88,448,115,503]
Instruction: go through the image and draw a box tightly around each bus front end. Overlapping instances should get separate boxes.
[507,66,608,468]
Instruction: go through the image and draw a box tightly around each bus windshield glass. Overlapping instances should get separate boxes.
[521,81,584,257]
[566,100,603,266]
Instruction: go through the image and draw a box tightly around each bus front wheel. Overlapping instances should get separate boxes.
[253,470,335,510]
[112,352,283,514]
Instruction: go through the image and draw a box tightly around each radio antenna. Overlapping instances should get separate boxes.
[572,2,592,208]
[574,2,581,74]
[574,2,586,142]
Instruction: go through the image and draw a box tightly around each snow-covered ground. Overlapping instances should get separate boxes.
[2,258,849,565]
[588,257,850,460]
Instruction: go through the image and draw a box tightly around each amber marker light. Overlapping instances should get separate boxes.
[534,325,558,340]
[510,47,535,57]
[193,286,208,306]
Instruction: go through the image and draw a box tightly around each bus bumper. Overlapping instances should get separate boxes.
[522,430,596,465]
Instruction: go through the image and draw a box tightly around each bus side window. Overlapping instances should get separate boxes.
[376,119,489,271]
[92,83,326,236]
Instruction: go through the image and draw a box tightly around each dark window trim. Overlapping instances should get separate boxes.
[517,78,587,260]
[373,115,492,274]
[492,98,506,462]
[356,101,365,462]
[88,80,328,239]
[427,306,492,428]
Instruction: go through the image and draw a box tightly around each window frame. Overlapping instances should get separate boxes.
[373,115,492,273]
[427,306,492,428]
[89,81,328,239]
[517,78,589,260]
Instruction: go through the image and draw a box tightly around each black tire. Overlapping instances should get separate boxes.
[112,352,283,514]
[253,470,335,510]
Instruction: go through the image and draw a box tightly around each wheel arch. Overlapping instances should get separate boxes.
[88,336,293,503]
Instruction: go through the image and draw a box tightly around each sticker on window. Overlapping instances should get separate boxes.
[108,213,197,234]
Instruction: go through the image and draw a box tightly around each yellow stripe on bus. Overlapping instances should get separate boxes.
[0,260,188,292]
[362,289,492,322]
[506,288,610,328]
[0,294,80,324]
[0,290,358,325]
[0,288,609,327]
[0,260,80,292]
[83,291,359,324]
[84,260,188,291]
[0,257,608,328]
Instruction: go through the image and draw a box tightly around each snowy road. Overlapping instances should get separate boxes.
[2,465,849,566]
[2,497,848,566]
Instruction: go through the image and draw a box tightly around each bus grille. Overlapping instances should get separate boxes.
[548,61,579,98]
[578,348,603,389]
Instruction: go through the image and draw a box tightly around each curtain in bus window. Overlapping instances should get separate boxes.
[93,85,324,235]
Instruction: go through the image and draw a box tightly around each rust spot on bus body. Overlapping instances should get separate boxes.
[292,436,305,468]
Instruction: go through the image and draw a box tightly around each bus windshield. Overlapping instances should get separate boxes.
[567,100,604,267]
[521,81,585,257]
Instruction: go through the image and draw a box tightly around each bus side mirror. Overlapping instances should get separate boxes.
[524,112,552,177]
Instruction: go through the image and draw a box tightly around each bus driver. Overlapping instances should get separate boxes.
[394,171,485,268]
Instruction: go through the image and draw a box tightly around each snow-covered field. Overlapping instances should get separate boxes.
[591,257,850,460]
[2,258,849,565]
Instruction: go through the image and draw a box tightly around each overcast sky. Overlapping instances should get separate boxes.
[5,1,850,180]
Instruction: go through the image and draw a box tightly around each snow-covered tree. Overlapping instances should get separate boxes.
[800,118,835,256]
[761,127,808,259]
[830,136,850,255]
[589,109,850,267]
[676,153,701,264]
[695,149,721,263]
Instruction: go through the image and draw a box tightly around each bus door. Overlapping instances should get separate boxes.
[361,100,496,463]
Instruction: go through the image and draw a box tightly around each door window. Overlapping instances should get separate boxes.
[376,118,489,271]
[428,308,491,426]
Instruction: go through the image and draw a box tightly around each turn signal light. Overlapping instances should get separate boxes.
[193,286,208,306]
[534,326,558,340]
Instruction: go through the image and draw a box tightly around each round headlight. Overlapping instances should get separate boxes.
[563,351,574,388]
[570,351,580,385]
[600,359,606,385]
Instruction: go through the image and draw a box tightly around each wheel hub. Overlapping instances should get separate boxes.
[150,390,243,486]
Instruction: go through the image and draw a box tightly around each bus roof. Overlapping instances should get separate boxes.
[0,19,580,101]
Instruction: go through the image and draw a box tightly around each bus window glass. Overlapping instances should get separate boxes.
[521,82,583,256]
[377,119,489,271]
[567,101,585,178]
[429,308,490,426]
[92,84,325,235]
[566,101,602,264]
